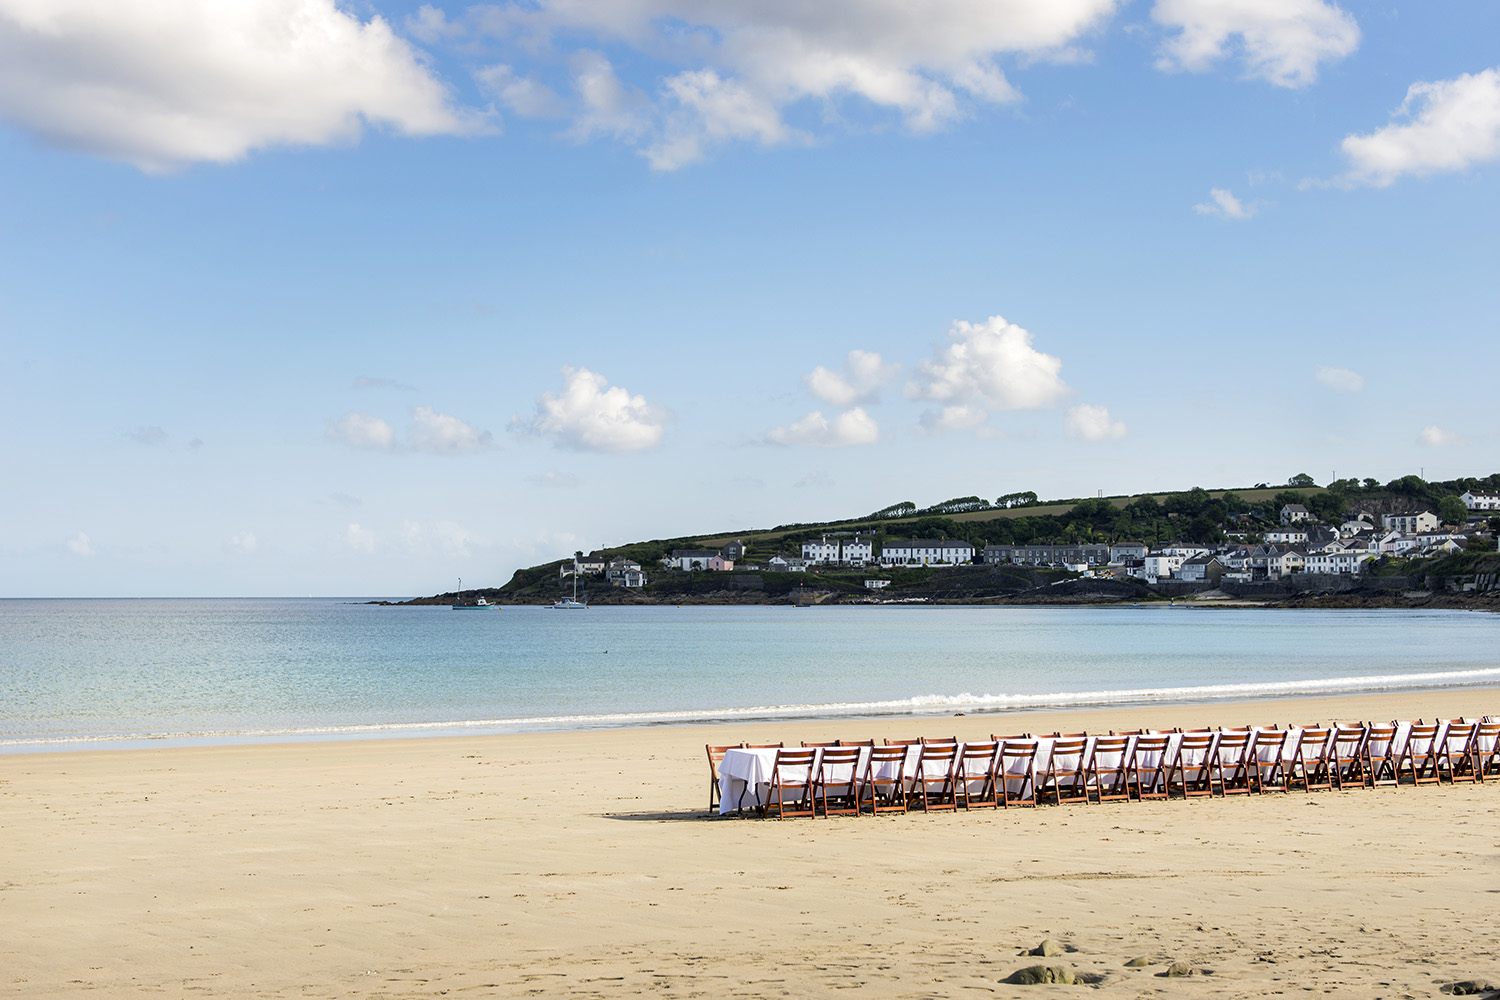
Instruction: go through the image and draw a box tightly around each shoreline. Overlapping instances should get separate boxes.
[9,671,1500,756]
[7,682,1500,759]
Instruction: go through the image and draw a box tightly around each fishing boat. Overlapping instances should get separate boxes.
[451,578,496,610]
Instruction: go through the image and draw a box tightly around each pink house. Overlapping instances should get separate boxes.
[708,555,735,572]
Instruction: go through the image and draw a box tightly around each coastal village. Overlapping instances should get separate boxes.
[532,483,1500,604]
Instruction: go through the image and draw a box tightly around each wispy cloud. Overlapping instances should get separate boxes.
[1419,425,1459,447]
[1064,403,1128,440]
[66,531,94,557]
[1193,187,1256,220]
[1315,365,1364,392]
[804,350,899,407]
[126,425,168,445]
[766,408,880,448]
[327,407,492,454]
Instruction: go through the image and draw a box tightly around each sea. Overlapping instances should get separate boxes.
[2,599,1498,753]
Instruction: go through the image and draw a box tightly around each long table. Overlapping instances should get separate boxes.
[715,721,1482,815]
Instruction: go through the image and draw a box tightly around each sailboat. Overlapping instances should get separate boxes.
[451,577,496,610]
[549,559,588,610]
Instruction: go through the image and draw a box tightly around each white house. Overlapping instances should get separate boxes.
[840,536,875,566]
[1280,504,1312,525]
[767,555,807,573]
[1141,553,1187,582]
[880,539,975,566]
[1377,531,1419,555]
[670,548,720,571]
[1304,550,1373,575]
[606,558,647,588]
[1339,519,1374,537]
[1382,511,1438,534]
[1460,490,1500,511]
[1109,541,1148,563]
[1159,542,1211,559]
[1264,527,1309,545]
[801,536,841,565]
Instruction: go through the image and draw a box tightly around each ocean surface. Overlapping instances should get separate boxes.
[2,599,1498,752]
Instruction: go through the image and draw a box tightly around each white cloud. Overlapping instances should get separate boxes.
[804,349,898,407]
[344,523,376,553]
[907,315,1070,418]
[328,408,491,454]
[1151,0,1358,88]
[1315,365,1364,392]
[0,0,482,172]
[459,0,1117,167]
[766,407,880,448]
[1193,187,1254,219]
[401,520,480,557]
[476,63,567,119]
[327,412,397,451]
[1064,403,1127,441]
[409,406,493,454]
[1339,68,1500,188]
[226,531,257,554]
[1419,425,1458,447]
[514,366,666,452]
[917,404,990,436]
[127,425,168,445]
[66,531,94,557]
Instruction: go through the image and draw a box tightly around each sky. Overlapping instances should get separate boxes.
[1,0,1497,598]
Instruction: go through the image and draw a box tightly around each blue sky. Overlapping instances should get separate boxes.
[1,0,1497,597]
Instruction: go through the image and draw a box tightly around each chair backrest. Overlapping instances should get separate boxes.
[772,746,815,767]
[801,741,839,748]
[1111,729,1147,736]
[1133,734,1170,755]
[1049,731,1088,738]
[870,745,909,767]
[1364,724,1396,751]
[921,736,959,746]
[1050,737,1088,765]
[957,741,999,771]
[706,744,738,777]
[1215,730,1252,761]
[1332,726,1366,754]
[1407,723,1440,746]
[1252,729,1287,757]
[1178,733,1215,760]
[1441,721,1476,750]
[818,747,862,768]
[1475,721,1500,752]
[1298,728,1332,750]
[744,742,784,749]
[991,733,1030,742]
[1090,735,1129,760]
[838,739,876,747]
[1176,727,1213,734]
[885,738,923,747]
[1000,739,1039,759]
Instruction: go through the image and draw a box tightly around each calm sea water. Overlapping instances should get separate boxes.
[2,599,1498,752]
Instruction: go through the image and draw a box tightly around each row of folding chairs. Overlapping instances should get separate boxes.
[707,718,1500,817]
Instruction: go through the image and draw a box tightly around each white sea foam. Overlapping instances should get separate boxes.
[5,666,1499,750]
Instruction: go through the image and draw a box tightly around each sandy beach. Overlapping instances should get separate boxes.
[4,688,1498,999]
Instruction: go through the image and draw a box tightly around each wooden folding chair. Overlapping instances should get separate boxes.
[954,741,1001,809]
[866,744,910,814]
[1041,737,1091,805]
[998,740,1039,807]
[913,743,959,811]
[1288,728,1334,792]
[1249,729,1288,793]
[1128,734,1171,800]
[1473,720,1500,781]
[705,743,743,812]
[839,739,876,747]
[1329,726,1368,789]
[814,747,864,817]
[1398,723,1442,786]
[1361,724,1399,787]
[885,738,923,747]
[762,748,816,818]
[921,736,959,746]
[1211,730,1255,795]
[801,740,840,748]
[1167,732,1216,798]
[1436,721,1478,783]
[1088,735,1132,802]
[744,742,785,749]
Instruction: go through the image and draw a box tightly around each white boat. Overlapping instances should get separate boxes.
[549,559,588,610]
[451,578,497,610]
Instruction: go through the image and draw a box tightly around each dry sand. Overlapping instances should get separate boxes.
[4,688,1499,999]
